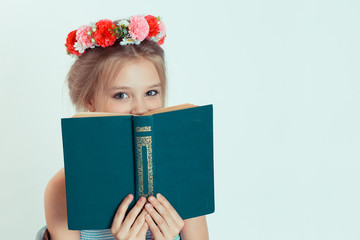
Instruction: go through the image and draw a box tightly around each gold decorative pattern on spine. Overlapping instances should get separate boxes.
[136,126,151,132]
[136,136,154,197]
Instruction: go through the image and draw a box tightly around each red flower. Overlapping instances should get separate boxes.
[66,30,81,56]
[157,34,166,45]
[145,15,160,38]
[94,19,117,47]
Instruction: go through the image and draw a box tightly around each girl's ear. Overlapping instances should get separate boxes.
[87,99,96,112]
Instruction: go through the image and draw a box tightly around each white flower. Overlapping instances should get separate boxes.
[120,37,141,45]
[155,29,166,40]
[88,22,97,32]
[89,22,96,28]
[74,42,86,54]
[118,19,130,28]
[149,36,160,43]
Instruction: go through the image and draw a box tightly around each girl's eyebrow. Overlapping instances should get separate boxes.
[148,83,162,88]
[111,86,131,90]
[111,83,161,90]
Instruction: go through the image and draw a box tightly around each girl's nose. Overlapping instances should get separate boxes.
[130,98,148,115]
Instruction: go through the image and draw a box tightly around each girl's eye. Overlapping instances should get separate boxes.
[147,90,158,96]
[113,92,129,99]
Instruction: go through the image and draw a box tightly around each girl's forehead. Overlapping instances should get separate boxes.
[110,59,160,87]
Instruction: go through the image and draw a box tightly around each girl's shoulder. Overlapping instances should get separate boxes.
[45,168,65,196]
[44,168,80,239]
[44,167,66,219]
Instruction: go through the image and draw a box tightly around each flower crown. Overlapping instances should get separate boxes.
[65,14,166,57]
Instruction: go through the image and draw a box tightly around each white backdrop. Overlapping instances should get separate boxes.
[1,0,359,239]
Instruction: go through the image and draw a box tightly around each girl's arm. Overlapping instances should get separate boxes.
[181,215,209,240]
[44,168,81,240]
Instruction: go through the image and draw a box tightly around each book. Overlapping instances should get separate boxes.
[61,103,215,230]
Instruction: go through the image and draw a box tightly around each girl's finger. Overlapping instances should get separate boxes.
[145,201,172,238]
[110,194,134,234]
[128,208,148,237]
[148,195,178,233]
[121,196,147,230]
[136,221,149,239]
[145,213,164,240]
[156,193,184,229]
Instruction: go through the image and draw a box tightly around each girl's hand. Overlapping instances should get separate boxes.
[144,193,184,240]
[110,194,149,240]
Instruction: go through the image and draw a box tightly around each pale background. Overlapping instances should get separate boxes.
[1,0,359,239]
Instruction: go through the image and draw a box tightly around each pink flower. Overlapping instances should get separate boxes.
[128,15,149,41]
[76,25,93,48]
[158,20,166,38]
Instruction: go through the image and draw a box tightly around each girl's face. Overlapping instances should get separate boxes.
[87,58,163,114]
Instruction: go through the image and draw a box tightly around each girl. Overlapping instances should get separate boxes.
[44,15,209,240]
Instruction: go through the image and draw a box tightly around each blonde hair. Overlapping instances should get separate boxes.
[66,39,167,112]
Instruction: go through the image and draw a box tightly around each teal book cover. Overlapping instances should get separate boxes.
[61,103,215,230]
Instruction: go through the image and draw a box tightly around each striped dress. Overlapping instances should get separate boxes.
[80,227,181,240]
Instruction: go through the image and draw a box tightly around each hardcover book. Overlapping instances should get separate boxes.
[61,103,215,230]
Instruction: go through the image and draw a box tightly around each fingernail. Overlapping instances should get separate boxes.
[156,193,162,199]
[149,196,155,201]
[128,194,133,199]
[146,203,152,208]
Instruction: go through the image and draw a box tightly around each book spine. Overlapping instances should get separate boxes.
[132,115,156,200]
